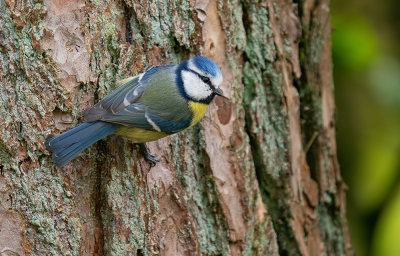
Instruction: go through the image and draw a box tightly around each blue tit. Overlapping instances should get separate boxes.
[46,56,225,166]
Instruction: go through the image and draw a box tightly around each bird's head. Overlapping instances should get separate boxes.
[176,56,225,104]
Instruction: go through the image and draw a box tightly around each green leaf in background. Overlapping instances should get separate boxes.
[369,56,400,107]
[354,132,400,212]
[372,187,400,256]
[332,5,400,255]
[332,16,379,70]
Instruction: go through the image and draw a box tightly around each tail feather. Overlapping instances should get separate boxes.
[47,122,109,149]
[46,121,118,166]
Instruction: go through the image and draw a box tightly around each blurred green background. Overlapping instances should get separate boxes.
[331,0,400,255]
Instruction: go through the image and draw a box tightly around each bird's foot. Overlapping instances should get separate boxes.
[138,143,160,166]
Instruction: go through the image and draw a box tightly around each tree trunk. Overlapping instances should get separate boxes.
[0,0,353,255]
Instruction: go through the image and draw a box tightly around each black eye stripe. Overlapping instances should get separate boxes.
[200,76,210,83]
[186,68,215,89]
[197,74,214,89]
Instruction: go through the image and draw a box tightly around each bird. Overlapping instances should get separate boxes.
[46,56,225,166]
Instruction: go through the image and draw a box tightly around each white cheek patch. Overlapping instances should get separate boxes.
[181,70,213,100]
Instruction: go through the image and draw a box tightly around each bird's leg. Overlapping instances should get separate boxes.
[138,143,160,166]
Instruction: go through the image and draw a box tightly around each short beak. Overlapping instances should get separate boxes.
[214,88,228,99]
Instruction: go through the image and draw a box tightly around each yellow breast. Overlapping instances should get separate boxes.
[115,101,208,143]
[115,126,168,143]
[188,101,208,127]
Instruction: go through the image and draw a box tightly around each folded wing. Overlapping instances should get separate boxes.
[83,65,193,134]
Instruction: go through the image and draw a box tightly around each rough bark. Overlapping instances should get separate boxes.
[0,0,352,255]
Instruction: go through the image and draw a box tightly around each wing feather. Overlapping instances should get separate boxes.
[102,103,191,133]
[83,75,144,121]
[83,65,193,133]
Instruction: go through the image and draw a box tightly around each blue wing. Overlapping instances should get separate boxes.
[101,102,191,133]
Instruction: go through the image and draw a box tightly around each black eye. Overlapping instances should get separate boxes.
[200,76,210,84]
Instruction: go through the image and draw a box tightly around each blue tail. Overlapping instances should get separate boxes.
[46,121,119,166]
